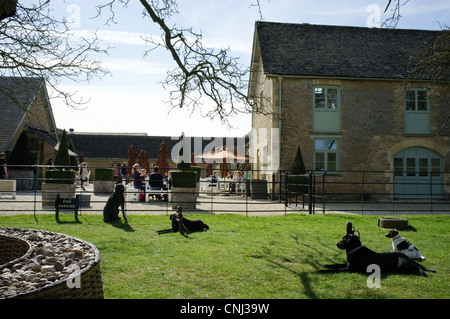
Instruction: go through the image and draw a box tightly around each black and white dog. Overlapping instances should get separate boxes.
[103,184,127,223]
[320,233,435,276]
[385,228,424,260]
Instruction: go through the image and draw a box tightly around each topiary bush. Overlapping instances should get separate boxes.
[171,170,198,188]
[288,146,309,194]
[44,170,76,184]
[94,168,115,181]
[54,130,71,169]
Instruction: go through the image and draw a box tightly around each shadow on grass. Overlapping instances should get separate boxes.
[266,259,319,299]
[109,220,135,232]
[257,238,338,299]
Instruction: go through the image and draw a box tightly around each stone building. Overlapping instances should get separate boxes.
[0,77,59,184]
[248,22,449,199]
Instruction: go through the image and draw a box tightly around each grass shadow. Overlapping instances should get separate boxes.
[266,259,319,299]
[109,220,135,232]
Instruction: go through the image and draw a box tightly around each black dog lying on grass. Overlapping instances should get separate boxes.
[103,184,127,223]
[157,207,209,235]
[320,233,435,277]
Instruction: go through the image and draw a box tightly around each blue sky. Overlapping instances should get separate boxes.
[47,0,450,137]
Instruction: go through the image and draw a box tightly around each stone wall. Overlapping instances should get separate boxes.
[252,75,450,199]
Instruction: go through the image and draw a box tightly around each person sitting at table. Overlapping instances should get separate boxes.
[149,165,167,201]
[132,163,146,200]
[208,170,218,189]
[163,170,172,190]
[230,170,244,193]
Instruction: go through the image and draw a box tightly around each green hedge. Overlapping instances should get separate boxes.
[44,170,76,184]
[171,170,199,188]
[95,168,115,181]
[190,166,202,181]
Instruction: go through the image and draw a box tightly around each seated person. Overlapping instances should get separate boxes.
[208,170,218,188]
[230,170,244,193]
[163,170,172,190]
[132,163,146,195]
[149,166,167,200]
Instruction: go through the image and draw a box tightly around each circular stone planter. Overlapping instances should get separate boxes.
[377,218,408,229]
[0,228,103,299]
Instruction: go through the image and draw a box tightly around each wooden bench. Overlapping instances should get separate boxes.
[0,179,16,199]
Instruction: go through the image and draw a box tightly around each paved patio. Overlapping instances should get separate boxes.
[0,183,448,216]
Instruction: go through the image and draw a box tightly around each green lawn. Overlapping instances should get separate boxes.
[1,213,449,299]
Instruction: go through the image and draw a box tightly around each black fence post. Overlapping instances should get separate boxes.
[308,171,313,215]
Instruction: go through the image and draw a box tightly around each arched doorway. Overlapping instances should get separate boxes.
[393,147,443,199]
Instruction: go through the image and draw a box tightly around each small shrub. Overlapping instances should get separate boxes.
[171,170,198,188]
[95,168,115,181]
[44,170,76,184]
[54,130,71,169]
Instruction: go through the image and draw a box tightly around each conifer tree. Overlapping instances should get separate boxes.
[292,146,306,175]
[54,130,71,169]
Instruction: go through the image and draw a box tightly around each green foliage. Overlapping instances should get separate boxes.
[44,169,76,184]
[7,130,33,168]
[171,170,198,188]
[190,166,202,181]
[95,168,115,181]
[176,132,191,169]
[288,146,309,193]
[54,130,71,169]
[292,146,306,175]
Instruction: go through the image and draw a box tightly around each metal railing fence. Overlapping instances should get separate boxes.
[0,165,449,218]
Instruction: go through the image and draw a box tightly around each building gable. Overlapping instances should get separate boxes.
[0,77,57,152]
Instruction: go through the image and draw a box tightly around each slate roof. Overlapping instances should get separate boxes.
[68,133,249,161]
[253,22,447,80]
[0,77,46,152]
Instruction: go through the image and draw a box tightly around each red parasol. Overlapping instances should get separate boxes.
[155,141,170,177]
[127,145,137,176]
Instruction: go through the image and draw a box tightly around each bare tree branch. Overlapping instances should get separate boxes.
[94,0,257,125]
[0,0,110,111]
[137,0,251,125]
[382,0,410,28]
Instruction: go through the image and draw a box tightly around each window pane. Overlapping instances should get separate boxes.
[394,158,403,176]
[419,158,428,176]
[315,87,324,96]
[327,161,337,171]
[327,153,337,171]
[417,90,427,101]
[405,90,415,101]
[431,159,441,177]
[315,140,337,151]
[315,152,324,161]
[327,140,337,150]
[406,100,415,111]
[418,101,427,111]
[315,99,325,109]
[315,152,325,171]
[406,158,415,176]
[328,153,337,162]
[315,88,325,109]
[327,89,338,109]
